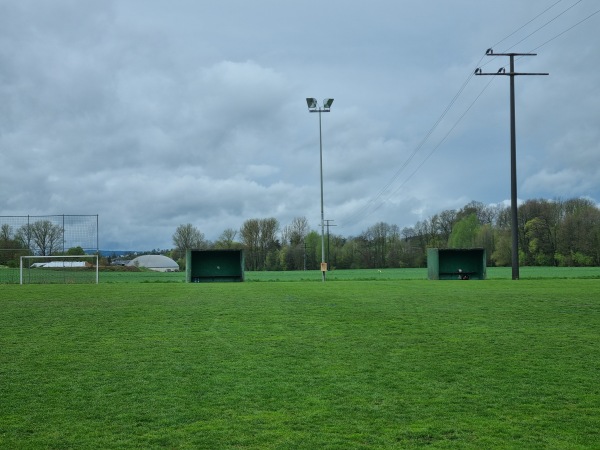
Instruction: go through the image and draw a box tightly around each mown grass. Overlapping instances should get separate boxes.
[1,279,600,449]
[2,265,599,284]
[91,265,600,283]
[248,266,600,282]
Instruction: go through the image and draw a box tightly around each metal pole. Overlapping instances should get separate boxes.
[319,108,326,282]
[324,219,337,270]
[96,214,99,254]
[96,214,100,284]
[509,55,519,280]
[306,97,333,282]
[327,221,330,269]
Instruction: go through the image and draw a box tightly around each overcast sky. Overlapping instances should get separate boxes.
[1,1,599,250]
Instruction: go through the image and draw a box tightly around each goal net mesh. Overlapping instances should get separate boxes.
[20,255,99,284]
[0,215,99,284]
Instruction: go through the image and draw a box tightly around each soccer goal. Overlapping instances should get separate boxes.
[20,255,99,284]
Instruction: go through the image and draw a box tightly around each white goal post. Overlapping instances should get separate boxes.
[20,255,99,285]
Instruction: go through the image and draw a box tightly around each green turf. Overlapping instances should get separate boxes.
[1,279,600,448]
[3,266,600,285]
[88,266,600,283]
[246,266,600,282]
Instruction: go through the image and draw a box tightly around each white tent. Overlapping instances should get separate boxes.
[31,261,89,268]
[127,255,179,272]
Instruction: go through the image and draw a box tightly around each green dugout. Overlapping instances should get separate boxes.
[186,249,245,282]
[427,248,486,280]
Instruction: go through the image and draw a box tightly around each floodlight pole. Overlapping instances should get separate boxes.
[307,98,333,282]
[318,108,325,281]
[475,49,548,280]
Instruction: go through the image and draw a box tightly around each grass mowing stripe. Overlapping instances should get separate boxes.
[1,280,599,448]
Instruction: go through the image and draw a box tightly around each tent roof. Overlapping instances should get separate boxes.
[127,254,178,268]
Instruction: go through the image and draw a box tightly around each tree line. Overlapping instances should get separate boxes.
[0,220,68,266]
[3,198,597,270]
[171,197,600,271]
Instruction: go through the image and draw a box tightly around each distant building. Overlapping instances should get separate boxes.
[126,255,179,272]
[31,261,91,268]
[111,259,131,266]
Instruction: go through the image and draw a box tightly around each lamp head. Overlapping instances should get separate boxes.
[306,98,317,110]
[323,98,334,109]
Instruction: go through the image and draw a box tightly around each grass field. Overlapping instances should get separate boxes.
[2,265,600,284]
[1,271,600,448]
[68,265,600,283]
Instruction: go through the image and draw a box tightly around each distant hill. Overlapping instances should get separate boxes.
[87,250,142,257]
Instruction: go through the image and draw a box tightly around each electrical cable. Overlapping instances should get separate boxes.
[383,77,497,205]
[339,1,597,231]
[479,0,579,71]
[505,0,584,53]
[529,6,600,52]
[342,57,486,226]
[491,0,565,49]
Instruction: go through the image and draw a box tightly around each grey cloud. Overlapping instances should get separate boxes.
[1,0,599,249]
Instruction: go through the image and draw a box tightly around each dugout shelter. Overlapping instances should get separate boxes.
[186,249,245,282]
[427,248,486,280]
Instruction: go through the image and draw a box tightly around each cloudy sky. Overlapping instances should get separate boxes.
[1,1,599,250]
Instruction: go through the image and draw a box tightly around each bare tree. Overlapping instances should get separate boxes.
[17,220,63,255]
[172,224,206,260]
[436,209,457,244]
[282,216,310,246]
[259,218,280,270]
[240,219,261,270]
[281,216,310,270]
[0,224,12,242]
[214,228,238,249]
[240,218,280,270]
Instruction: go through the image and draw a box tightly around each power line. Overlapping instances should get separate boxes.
[381,77,497,207]
[479,0,584,71]
[342,58,485,226]
[339,1,596,232]
[530,6,600,52]
[491,0,565,49]
[504,0,584,52]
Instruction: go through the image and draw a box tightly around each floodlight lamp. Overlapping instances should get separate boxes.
[306,98,318,110]
[323,98,334,109]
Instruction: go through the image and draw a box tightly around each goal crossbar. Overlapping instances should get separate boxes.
[20,255,99,284]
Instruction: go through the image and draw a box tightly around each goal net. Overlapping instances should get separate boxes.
[0,215,99,284]
[20,255,99,284]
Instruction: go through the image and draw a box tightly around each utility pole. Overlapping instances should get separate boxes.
[324,219,337,270]
[475,49,548,280]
